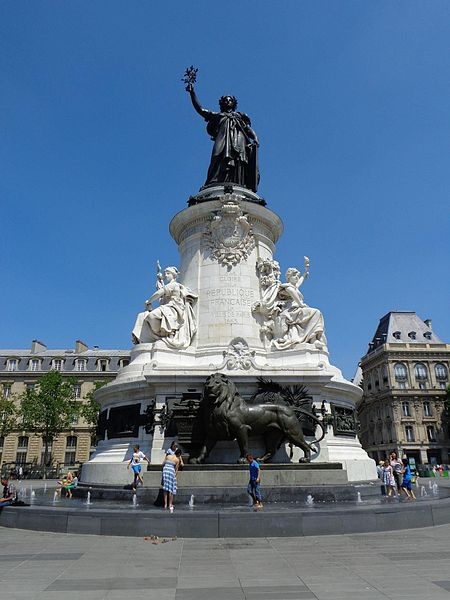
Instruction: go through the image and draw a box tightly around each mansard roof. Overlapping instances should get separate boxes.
[0,340,130,373]
[368,311,443,353]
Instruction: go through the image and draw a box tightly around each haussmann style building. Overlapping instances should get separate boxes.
[356,311,450,468]
[0,339,130,474]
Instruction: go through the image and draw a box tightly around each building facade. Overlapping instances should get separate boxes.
[0,339,130,472]
[356,312,450,467]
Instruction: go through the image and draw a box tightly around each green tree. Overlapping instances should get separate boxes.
[0,395,19,440]
[81,380,107,443]
[19,370,80,475]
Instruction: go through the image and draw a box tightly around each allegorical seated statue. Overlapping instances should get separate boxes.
[191,373,323,464]
[185,79,260,192]
[252,258,327,350]
[132,264,198,350]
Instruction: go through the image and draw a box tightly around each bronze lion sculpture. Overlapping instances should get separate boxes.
[191,373,323,464]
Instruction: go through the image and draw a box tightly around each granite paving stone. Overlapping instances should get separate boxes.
[3,497,450,600]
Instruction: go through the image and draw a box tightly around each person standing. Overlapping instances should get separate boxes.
[382,459,396,498]
[161,448,182,512]
[401,458,417,500]
[127,445,150,491]
[376,460,386,496]
[246,454,263,509]
[390,451,403,495]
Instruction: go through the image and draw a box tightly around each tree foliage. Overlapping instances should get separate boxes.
[0,395,19,439]
[81,380,107,438]
[19,370,80,468]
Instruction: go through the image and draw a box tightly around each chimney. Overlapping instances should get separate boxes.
[31,339,46,354]
[75,340,88,353]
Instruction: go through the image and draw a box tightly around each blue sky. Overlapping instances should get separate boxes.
[1,2,449,380]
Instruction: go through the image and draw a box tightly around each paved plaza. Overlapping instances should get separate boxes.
[1,520,450,600]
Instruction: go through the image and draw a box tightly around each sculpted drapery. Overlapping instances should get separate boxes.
[186,84,259,192]
[252,260,327,351]
[132,267,198,350]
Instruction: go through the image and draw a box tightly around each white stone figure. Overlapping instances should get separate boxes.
[132,265,198,349]
[253,258,327,350]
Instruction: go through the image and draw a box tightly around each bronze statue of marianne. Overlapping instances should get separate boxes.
[184,71,260,193]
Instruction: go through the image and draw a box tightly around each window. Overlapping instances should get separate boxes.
[394,363,408,381]
[65,436,77,465]
[408,331,416,340]
[423,402,432,417]
[76,359,87,372]
[26,383,35,392]
[393,331,401,340]
[402,401,411,417]
[73,384,81,399]
[98,359,108,372]
[419,382,427,390]
[427,426,437,442]
[53,359,63,371]
[7,359,18,372]
[29,359,40,372]
[414,363,428,380]
[2,384,11,398]
[435,363,448,381]
[120,359,130,368]
[405,426,415,442]
[16,436,29,464]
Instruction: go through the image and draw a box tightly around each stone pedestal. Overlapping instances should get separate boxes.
[82,185,376,487]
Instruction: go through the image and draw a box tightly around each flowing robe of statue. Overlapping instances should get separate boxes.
[132,268,198,350]
[203,110,259,192]
[186,84,260,193]
[270,281,326,350]
[253,262,327,350]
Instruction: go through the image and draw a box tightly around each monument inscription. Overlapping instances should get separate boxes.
[205,280,255,324]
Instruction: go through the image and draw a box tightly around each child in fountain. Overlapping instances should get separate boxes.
[382,459,396,498]
[127,445,151,491]
[401,458,416,501]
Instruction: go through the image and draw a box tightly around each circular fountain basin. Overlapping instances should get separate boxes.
[1,484,449,538]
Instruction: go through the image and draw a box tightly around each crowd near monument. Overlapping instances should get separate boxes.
[81,69,376,493]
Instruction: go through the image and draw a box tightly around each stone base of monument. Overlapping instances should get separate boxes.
[77,463,381,504]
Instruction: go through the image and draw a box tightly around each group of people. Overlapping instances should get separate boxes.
[126,444,263,511]
[127,442,184,511]
[377,451,416,501]
[56,470,79,498]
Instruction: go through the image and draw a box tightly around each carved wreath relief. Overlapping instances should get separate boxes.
[223,337,256,370]
[203,198,255,268]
